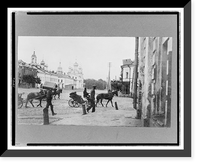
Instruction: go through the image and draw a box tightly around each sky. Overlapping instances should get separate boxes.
[18,37,135,81]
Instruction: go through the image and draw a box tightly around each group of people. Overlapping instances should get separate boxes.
[43,85,96,116]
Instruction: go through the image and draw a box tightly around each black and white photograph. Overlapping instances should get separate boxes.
[17,36,173,128]
[4,5,192,158]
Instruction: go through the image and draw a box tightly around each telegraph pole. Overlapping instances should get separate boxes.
[107,62,111,91]
[133,37,139,109]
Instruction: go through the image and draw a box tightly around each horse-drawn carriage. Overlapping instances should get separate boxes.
[18,82,62,108]
[42,81,62,99]
[68,92,91,108]
[42,81,57,90]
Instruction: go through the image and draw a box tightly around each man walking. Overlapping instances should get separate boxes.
[46,89,57,116]
[87,85,96,113]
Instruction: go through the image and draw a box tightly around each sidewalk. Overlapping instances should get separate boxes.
[51,108,142,127]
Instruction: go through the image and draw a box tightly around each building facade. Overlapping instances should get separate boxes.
[120,59,135,95]
[135,37,173,127]
[18,60,38,87]
[67,62,84,89]
[18,51,81,89]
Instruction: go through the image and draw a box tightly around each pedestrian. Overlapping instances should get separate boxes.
[40,83,43,90]
[86,85,96,113]
[45,89,57,116]
[53,84,57,96]
[83,87,89,99]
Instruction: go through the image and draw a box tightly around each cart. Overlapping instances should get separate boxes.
[68,92,91,108]
[18,92,25,108]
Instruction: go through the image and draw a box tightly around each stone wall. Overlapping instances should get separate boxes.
[137,37,173,127]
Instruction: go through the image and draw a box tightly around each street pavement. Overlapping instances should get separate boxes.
[17,88,142,127]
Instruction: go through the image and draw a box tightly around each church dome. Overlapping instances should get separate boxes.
[31,51,36,58]
[58,66,62,70]
[57,62,63,73]
[74,62,78,67]
[40,60,45,65]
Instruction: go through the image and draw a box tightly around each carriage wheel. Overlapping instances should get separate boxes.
[74,101,80,108]
[68,99,75,107]
[18,100,23,109]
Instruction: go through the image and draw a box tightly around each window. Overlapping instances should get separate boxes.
[126,72,128,79]
[151,82,155,95]
[152,51,156,65]
[166,80,168,96]
[143,37,146,49]
[166,60,169,75]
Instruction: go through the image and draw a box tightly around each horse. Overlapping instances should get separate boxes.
[96,90,118,107]
[25,89,47,108]
[53,89,62,99]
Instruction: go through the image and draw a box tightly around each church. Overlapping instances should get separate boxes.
[18,51,84,89]
[67,62,84,89]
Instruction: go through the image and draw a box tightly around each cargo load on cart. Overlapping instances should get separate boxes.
[42,81,57,90]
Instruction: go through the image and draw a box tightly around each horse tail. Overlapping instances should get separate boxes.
[96,98,99,106]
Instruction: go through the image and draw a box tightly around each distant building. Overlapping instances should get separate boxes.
[67,62,84,89]
[31,51,37,64]
[120,59,135,95]
[18,51,80,89]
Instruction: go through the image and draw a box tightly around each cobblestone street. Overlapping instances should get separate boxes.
[17,88,141,127]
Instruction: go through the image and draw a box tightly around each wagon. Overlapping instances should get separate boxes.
[42,81,57,90]
[68,92,91,108]
[18,93,25,108]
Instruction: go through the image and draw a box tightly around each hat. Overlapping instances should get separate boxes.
[93,85,96,87]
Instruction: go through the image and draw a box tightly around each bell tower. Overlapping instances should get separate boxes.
[31,51,37,64]
[57,62,63,74]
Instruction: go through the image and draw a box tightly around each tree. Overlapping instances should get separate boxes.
[35,76,41,84]
[111,80,122,91]
[84,79,107,90]
[22,75,36,87]
[97,79,107,90]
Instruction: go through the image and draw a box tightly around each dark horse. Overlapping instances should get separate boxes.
[53,89,62,99]
[25,89,47,108]
[96,90,118,107]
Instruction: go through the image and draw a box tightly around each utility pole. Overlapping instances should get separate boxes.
[107,62,111,91]
[133,37,139,109]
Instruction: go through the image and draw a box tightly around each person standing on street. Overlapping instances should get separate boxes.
[86,85,96,113]
[83,87,89,99]
[46,89,57,116]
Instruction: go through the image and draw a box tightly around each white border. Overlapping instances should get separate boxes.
[7,8,184,151]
